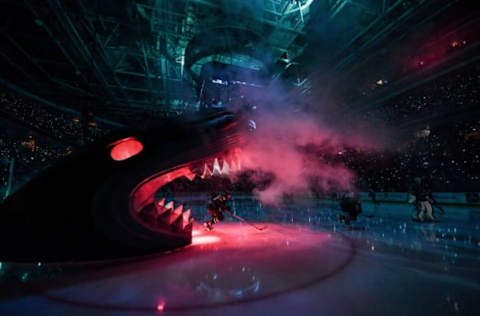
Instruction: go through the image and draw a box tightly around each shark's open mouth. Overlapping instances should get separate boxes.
[0,111,243,261]
[129,149,243,241]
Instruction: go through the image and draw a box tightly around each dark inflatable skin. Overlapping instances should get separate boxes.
[0,111,241,262]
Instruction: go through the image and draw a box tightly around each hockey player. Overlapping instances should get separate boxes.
[337,191,362,228]
[204,192,231,231]
[410,177,435,222]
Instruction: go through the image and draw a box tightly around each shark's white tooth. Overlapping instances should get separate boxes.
[221,159,230,175]
[187,172,196,181]
[157,198,165,207]
[172,214,184,232]
[157,205,168,215]
[207,160,214,173]
[182,209,191,227]
[213,158,221,175]
[168,208,182,225]
[201,162,214,178]
[201,163,207,178]
[173,204,183,216]
[165,201,174,210]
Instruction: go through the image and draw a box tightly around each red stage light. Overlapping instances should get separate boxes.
[192,229,201,237]
[191,228,222,245]
[192,234,221,245]
[156,302,165,312]
[109,137,143,161]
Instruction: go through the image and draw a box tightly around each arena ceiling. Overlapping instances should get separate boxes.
[0,0,477,122]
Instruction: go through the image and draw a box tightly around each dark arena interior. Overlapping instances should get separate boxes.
[0,0,479,315]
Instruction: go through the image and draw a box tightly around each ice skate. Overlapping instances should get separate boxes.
[204,221,213,231]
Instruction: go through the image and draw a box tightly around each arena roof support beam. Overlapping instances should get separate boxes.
[43,0,132,108]
[185,0,304,35]
[2,32,93,98]
[23,0,87,88]
[334,0,423,71]
[0,53,38,87]
[141,41,156,103]
[114,70,182,82]
[3,33,51,79]
[76,0,133,107]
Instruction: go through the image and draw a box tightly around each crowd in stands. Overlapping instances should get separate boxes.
[0,131,71,194]
[341,118,480,192]
[378,64,479,123]
[350,63,480,192]
[0,90,110,197]
[0,91,109,144]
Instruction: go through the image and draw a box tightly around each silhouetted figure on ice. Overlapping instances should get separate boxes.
[204,192,231,231]
[409,177,435,222]
[368,188,379,205]
[337,192,362,228]
[368,188,379,215]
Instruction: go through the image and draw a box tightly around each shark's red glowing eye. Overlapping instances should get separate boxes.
[109,137,143,161]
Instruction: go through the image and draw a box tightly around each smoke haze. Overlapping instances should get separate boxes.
[235,109,378,204]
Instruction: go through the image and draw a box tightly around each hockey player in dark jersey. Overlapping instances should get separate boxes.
[337,191,362,228]
[204,192,231,231]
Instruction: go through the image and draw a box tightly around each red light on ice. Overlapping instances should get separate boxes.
[157,303,165,312]
[109,137,143,161]
[192,235,220,245]
[192,229,201,237]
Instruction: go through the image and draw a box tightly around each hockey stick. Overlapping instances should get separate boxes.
[426,197,445,214]
[431,201,445,214]
[224,209,267,231]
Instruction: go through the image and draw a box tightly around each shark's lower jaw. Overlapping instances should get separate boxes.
[130,149,243,238]
[0,111,242,261]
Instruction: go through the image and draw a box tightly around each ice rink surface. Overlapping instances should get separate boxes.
[1,196,479,315]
